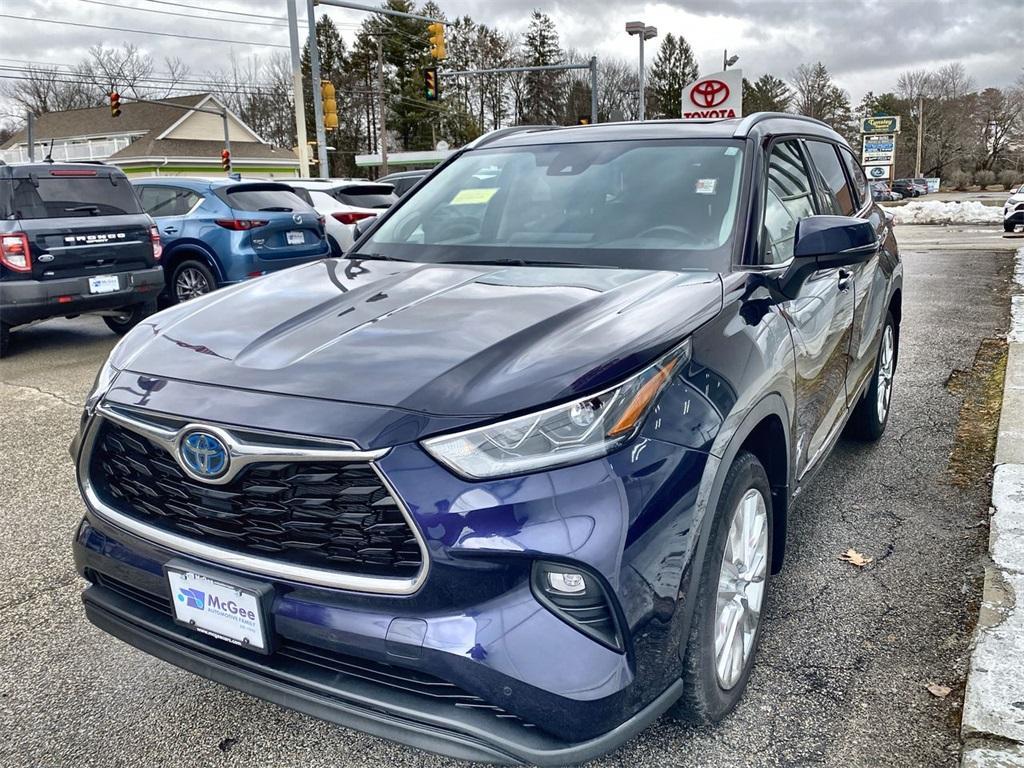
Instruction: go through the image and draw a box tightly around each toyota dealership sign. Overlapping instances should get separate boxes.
[681,69,743,120]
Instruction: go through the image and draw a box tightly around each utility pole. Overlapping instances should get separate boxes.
[626,22,657,121]
[286,0,309,177]
[589,56,598,125]
[377,37,388,177]
[915,94,924,178]
[26,110,34,162]
[306,0,329,178]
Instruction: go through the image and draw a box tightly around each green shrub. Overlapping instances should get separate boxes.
[947,170,971,190]
[974,169,997,187]
[998,169,1022,190]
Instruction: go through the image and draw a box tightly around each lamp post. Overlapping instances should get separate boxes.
[626,21,657,121]
[723,50,739,70]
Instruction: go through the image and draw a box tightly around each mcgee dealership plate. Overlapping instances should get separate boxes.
[166,567,268,651]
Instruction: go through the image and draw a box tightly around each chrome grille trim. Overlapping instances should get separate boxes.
[80,404,430,595]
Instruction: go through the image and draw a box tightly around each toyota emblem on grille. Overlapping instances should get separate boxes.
[179,431,229,479]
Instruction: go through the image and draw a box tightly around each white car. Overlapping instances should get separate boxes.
[1004,184,1024,233]
[287,179,397,254]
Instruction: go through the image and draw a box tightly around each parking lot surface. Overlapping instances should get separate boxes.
[0,227,1016,768]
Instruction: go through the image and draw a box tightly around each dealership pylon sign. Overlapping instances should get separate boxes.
[681,69,743,120]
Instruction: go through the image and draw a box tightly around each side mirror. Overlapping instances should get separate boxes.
[776,215,878,297]
[353,216,375,241]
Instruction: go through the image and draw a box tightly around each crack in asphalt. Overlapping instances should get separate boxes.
[0,380,83,410]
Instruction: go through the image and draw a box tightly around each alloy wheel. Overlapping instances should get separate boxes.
[714,487,768,690]
[175,267,211,302]
[876,324,895,423]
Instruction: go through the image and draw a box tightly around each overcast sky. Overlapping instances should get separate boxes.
[1,0,1021,119]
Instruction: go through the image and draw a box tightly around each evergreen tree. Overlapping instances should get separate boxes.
[521,11,563,124]
[742,74,791,114]
[648,33,698,119]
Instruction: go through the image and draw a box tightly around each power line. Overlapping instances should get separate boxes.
[74,0,291,28]
[132,0,295,23]
[0,14,291,49]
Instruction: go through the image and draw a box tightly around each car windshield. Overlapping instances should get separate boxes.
[353,139,746,271]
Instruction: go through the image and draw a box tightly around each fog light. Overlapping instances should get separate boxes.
[547,571,586,594]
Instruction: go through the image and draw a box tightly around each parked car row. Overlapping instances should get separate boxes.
[871,181,903,202]
[892,178,929,198]
[0,163,412,356]
[1004,183,1024,233]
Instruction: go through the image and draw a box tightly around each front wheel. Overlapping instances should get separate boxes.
[846,311,897,441]
[671,450,772,723]
[103,301,155,335]
[1006,220,1017,233]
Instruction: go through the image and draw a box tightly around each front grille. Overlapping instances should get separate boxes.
[90,419,422,578]
[90,572,535,729]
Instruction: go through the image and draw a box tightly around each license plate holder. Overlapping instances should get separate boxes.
[286,230,305,245]
[88,275,120,294]
[164,561,274,654]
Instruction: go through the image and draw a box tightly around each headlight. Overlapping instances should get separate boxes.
[84,356,119,414]
[422,339,691,479]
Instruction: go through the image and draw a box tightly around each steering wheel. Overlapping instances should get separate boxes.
[636,224,695,241]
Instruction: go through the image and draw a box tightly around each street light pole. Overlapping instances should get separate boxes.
[626,22,657,121]
[723,50,739,70]
[306,0,328,178]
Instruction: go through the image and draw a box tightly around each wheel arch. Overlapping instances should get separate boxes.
[162,242,225,284]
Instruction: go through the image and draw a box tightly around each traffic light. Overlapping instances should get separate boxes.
[321,80,338,131]
[220,148,231,172]
[428,22,446,59]
[109,91,121,118]
[424,67,438,101]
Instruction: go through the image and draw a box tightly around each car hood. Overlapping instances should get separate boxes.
[113,258,722,418]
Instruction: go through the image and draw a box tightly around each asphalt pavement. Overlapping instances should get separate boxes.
[0,227,1017,768]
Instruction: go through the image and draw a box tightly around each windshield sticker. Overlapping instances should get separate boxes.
[451,188,498,205]
[695,178,718,195]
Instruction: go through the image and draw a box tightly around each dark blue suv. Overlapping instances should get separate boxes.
[73,114,902,765]
[132,178,329,303]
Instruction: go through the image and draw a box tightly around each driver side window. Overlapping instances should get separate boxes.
[763,141,816,264]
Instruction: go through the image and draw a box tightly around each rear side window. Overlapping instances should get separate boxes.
[805,141,856,216]
[138,186,201,217]
[287,187,315,206]
[839,147,870,210]
[9,176,143,219]
[224,187,312,212]
[763,141,816,264]
[332,185,397,209]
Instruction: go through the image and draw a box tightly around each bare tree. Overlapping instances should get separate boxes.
[0,63,100,116]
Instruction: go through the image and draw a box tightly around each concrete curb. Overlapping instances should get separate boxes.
[962,246,1024,767]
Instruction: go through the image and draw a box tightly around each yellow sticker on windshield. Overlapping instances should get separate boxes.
[451,188,498,205]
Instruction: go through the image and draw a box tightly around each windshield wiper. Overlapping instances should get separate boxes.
[65,205,100,215]
[347,252,399,262]
[441,258,617,269]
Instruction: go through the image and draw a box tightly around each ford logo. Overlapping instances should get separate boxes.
[179,431,229,479]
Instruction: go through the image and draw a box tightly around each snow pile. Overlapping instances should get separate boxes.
[890,200,1003,225]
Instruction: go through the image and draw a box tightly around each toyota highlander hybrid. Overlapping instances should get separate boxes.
[72,114,902,765]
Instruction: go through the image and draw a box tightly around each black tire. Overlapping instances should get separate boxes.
[1006,221,1017,233]
[671,450,773,724]
[170,259,217,304]
[0,322,10,357]
[103,300,156,335]
[846,311,897,441]
[328,235,343,258]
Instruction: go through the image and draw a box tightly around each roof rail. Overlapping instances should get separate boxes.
[732,111,833,138]
[466,124,560,150]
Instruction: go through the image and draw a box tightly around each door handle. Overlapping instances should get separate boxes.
[162,227,178,234]
[838,268,853,292]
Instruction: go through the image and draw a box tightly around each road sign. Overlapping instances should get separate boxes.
[866,165,891,180]
[861,115,901,134]
[681,69,743,120]
[862,133,896,165]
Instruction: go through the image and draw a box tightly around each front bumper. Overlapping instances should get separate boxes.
[0,266,163,326]
[82,581,682,766]
[1004,206,1024,226]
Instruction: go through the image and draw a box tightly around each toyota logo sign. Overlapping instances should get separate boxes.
[691,79,730,108]
[681,69,742,121]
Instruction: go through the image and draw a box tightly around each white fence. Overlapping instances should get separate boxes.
[1,135,139,164]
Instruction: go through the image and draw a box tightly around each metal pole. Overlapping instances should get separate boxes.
[638,37,645,121]
[314,0,450,25]
[222,110,232,174]
[377,37,388,177]
[439,62,590,77]
[723,49,727,71]
[26,110,34,162]
[306,0,328,178]
[589,57,598,124]
[286,0,309,177]
[915,95,923,178]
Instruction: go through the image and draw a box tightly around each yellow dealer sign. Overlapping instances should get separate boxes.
[861,116,901,134]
